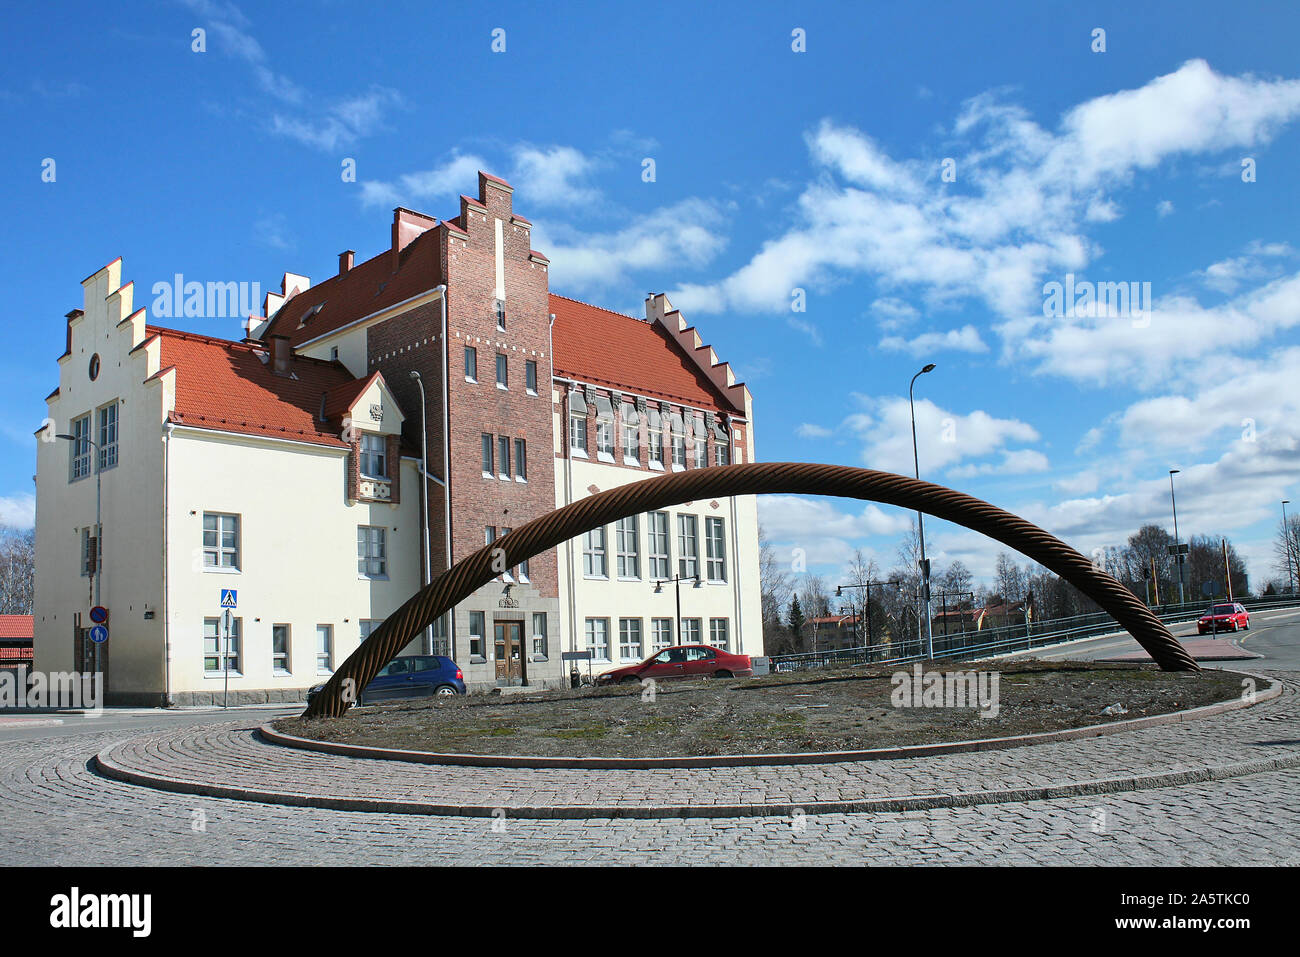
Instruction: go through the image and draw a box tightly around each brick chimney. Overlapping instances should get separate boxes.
[339,250,355,275]
[391,208,437,272]
[269,334,292,375]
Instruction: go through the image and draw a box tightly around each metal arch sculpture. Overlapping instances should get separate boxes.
[302,463,1198,718]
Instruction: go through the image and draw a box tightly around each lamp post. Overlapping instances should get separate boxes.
[653,573,700,646]
[909,363,936,659]
[409,371,434,654]
[55,432,102,678]
[836,579,900,655]
[1169,469,1185,606]
[1284,500,1297,595]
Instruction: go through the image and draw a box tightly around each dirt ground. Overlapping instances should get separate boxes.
[275,659,1244,758]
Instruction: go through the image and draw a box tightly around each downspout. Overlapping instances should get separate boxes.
[438,285,453,658]
[161,421,173,707]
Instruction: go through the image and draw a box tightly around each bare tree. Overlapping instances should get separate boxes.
[0,526,35,615]
[759,525,794,654]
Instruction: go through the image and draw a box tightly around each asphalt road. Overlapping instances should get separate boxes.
[1003,606,1300,671]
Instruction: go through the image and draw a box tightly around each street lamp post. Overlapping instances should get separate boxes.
[653,574,700,646]
[909,363,936,659]
[1169,469,1185,606]
[55,432,102,679]
[409,371,435,654]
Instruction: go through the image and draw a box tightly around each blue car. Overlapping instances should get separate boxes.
[306,655,465,707]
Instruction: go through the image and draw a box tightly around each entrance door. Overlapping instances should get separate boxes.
[493,621,525,684]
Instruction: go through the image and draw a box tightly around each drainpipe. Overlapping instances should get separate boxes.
[161,421,173,707]
[438,285,453,658]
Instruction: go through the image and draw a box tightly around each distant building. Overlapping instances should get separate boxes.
[33,172,761,705]
[0,615,34,682]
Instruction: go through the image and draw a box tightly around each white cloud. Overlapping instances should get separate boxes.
[510,146,601,206]
[1198,239,1294,293]
[1156,199,1175,217]
[948,448,1050,478]
[0,494,34,529]
[271,86,402,152]
[879,324,988,356]
[870,297,920,330]
[842,394,1040,475]
[667,59,1300,343]
[796,423,833,439]
[359,153,488,208]
[758,496,911,567]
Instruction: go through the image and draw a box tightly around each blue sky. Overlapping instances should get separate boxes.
[2,0,1299,588]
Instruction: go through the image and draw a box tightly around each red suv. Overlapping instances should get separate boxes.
[1197,603,1249,634]
[597,644,754,684]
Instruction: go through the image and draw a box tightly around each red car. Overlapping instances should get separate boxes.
[597,644,753,684]
[1197,602,1250,634]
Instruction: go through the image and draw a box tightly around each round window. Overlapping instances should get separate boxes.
[88,354,101,381]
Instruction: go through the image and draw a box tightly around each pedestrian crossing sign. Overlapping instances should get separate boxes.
[220,589,238,609]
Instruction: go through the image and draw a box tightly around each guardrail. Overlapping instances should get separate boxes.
[767,595,1300,674]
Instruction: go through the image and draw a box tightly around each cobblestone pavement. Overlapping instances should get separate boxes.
[1,672,1298,864]
[92,671,1300,815]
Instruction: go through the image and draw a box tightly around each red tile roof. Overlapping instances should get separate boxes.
[151,327,359,448]
[0,616,33,640]
[550,295,740,413]
[260,228,445,348]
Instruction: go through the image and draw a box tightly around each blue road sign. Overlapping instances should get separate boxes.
[220,589,238,609]
[89,624,108,644]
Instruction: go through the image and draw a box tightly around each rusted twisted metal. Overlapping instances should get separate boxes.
[302,462,1198,718]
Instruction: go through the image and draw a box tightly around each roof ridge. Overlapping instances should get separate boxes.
[548,292,644,322]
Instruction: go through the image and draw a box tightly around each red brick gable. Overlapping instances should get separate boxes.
[550,294,741,413]
[153,327,358,448]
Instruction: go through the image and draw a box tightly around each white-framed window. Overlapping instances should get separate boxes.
[681,618,702,645]
[79,522,97,574]
[691,415,706,469]
[585,617,610,660]
[357,525,387,578]
[616,515,640,579]
[619,618,643,661]
[583,526,607,578]
[652,618,673,652]
[647,409,664,468]
[709,618,730,651]
[469,610,486,658]
[202,513,239,570]
[596,409,615,458]
[514,438,527,481]
[531,612,548,656]
[316,624,332,673]
[570,409,587,455]
[678,513,699,579]
[670,413,687,470]
[705,516,727,582]
[716,443,731,466]
[481,432,494,475]
[497,435,511,479]
[204,616,241,674]
[464,345,477,381]
[525,360,537,394]
[647,511,670,580]
[69,413,91,480]
[495,298,506,331]
[496,354,508,389]
[272,624,291,674]
[621,403,640,462]
[500,526,517,582]
[97,402,119,470]
[359,432,387,478]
